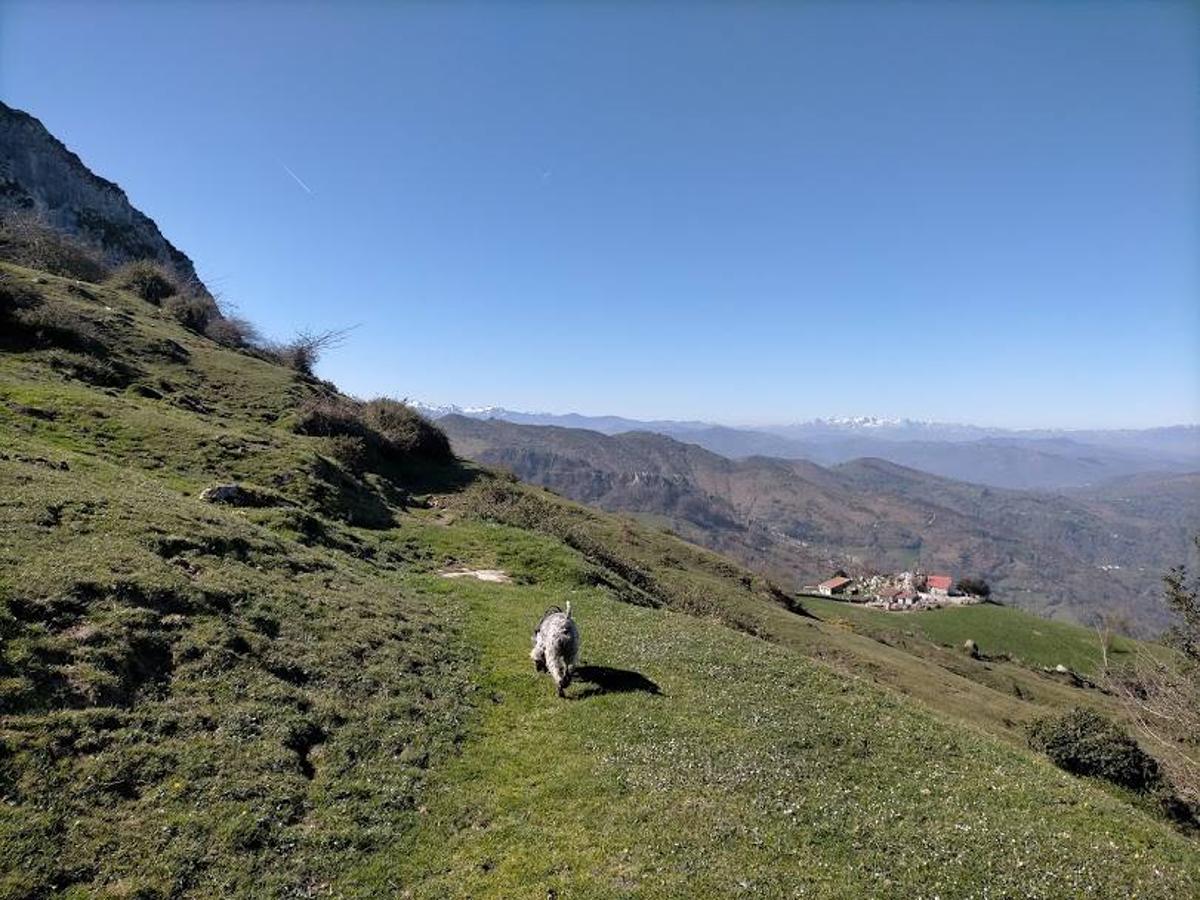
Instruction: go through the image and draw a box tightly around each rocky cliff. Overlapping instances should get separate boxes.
[0,101,201,286]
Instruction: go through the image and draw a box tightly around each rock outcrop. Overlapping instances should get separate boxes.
[0,101,202,287]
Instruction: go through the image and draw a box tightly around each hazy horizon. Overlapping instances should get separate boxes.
[413,398,1197,434]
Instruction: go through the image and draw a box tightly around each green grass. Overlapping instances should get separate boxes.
[1,260,1197,896]
[384,575,1199,898]
[798,595,1143,675]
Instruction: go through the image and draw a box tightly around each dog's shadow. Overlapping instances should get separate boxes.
[571,665,662,700]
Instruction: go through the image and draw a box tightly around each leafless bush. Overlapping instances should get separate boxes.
[0,211,110,282]
[204,314,262,348]
[1101,538,1200,806]
[1105,652,1200,806]
[269,327,352,376]
[45,349,134,387]
[0,276,43,319]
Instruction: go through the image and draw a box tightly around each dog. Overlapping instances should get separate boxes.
[531,602,580,698]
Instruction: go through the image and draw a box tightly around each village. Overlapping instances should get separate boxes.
[806,570,988,612]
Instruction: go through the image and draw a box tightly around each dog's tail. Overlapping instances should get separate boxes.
[565,600,572,619]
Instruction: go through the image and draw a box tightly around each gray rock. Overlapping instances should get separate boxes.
[199,483,263,507]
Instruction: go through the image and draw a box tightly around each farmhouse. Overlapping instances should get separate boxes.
[926,574,953,595]
[818,576,852,596]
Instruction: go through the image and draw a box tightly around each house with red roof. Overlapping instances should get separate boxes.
[926,574,953,595]
[818,576,852,596]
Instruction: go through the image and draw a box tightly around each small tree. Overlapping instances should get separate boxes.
[1163,540,1200,663]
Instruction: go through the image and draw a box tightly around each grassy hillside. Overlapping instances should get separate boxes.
[799,596,1136,675]
[1,260,1197,896]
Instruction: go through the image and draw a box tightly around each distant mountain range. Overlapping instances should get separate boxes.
[414,403,1198,491]
[439,414,1200,631]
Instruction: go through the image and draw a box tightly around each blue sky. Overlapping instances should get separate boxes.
[2,1,1196,428]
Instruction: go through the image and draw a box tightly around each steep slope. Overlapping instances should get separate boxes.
[1,262,1197,895]
[440,415,1197,629]
[0,102,201,284]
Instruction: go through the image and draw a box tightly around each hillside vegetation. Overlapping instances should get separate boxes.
[1,260,1198,897]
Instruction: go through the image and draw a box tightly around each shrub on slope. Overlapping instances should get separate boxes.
[295,395,453,467]
[107,260,179,304]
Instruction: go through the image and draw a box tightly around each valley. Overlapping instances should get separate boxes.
[439,415,1198,632]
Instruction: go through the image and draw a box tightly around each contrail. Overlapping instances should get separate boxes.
[281,162,313,195]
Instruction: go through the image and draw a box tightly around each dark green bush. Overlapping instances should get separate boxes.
[163,293,220,333]
[1027,708,1161,793]
[323,434,369,473]
[0,280,105,355]
[108,261,178,304]
[360,398,453,461]
[956,577,991,598]
[46,350,136,388]
[295,395,453,468]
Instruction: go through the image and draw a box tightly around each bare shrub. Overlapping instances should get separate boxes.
[1100,538,1200,809]
[108,261,179,304]
[1106,655,1200,805]
[0,212,109,282]
[271,327,351,376]
[204,315,262,348]
[46,350,134,387]
[18,302,102,353]
[0,276,43,320]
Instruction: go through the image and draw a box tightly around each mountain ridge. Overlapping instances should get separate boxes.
[0,101,203,287]
[415,403,1198,489]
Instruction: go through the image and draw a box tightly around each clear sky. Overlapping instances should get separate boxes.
[2,1,1196,428]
